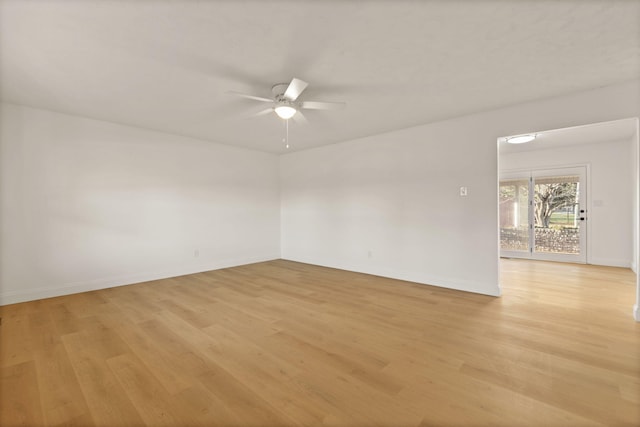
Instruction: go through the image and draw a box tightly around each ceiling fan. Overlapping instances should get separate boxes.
[228,77,346,123]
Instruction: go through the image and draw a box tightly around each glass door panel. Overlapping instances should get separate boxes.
[532,168,586,263]
[499,178,530,254]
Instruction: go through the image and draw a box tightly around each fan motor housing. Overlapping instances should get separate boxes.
[272,83,289,99]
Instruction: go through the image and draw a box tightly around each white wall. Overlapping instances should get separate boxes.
[0,103,281,305]
[500,138,634,268]
[280,120,500,295]
[280,80,640,297]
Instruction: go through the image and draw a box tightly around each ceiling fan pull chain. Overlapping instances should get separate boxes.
[285,118,290,149]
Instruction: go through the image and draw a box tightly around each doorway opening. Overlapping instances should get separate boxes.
[497,118,640,321]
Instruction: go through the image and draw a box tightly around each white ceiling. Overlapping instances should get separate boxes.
[1,0,639,154]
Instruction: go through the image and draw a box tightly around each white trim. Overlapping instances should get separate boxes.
[282,256,502,297]
[588,258,632,269]
[585,164,593,265]
[0,254,280,306]
[634,304,639,322]
[499,162,593,177]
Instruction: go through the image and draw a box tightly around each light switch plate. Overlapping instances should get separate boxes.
[460,186,468,196]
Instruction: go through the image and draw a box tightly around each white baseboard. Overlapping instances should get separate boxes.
[631,260,638,275]
[634,304,640,322]
[0,254,279,306]
[281,255,501,297]
[588,258,632,269]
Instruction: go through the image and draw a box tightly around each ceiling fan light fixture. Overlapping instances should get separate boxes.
[274,105,297,120]
[506,134,536,144]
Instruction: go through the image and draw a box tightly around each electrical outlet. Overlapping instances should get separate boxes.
[460,186,468,196]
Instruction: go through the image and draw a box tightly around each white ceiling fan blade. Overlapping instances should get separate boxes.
[283,78,309,101]
[238,107,273,120]
[300,101,346,110]
[227,91,273,103]
[292,110,309,124]
[251,108,274,117]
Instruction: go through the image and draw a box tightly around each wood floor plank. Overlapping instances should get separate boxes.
[0,310,33,368]
[262,330,404,396]
[170,383,253,427]
[0,361,45,427]
[97,312,195,395]
[34,343,92,427]
[197,362,300,426]
[0,258,638,426]
[61,332,144,427]
[107,353,180,427]
[136,318,212,378]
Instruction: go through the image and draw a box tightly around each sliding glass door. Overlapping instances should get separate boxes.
[500,167,587,263]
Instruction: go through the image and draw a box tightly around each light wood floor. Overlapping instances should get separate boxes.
[1,259,638,426]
